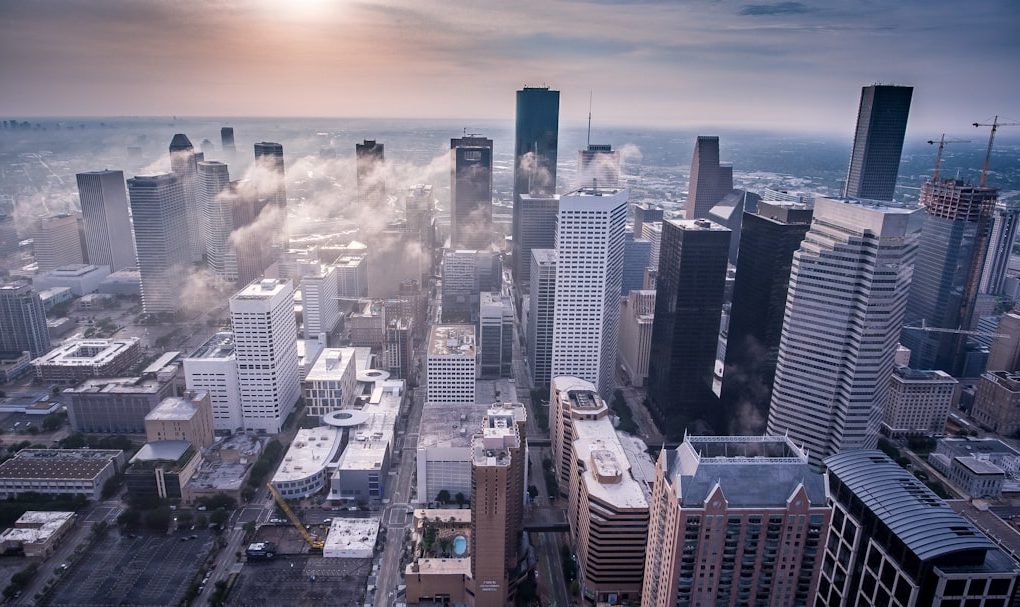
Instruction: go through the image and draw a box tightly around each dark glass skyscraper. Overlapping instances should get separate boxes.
[450,135,493,249]
[647,218,730,436]
[168,134,203,262]
[220,127,236,153]
[685,136,733,220]
[512,87,559,276]
[721,200,813,433]
[253,142,286,209]
[356,139,385,207]
[843,85,913,201]
[901,178,997,373]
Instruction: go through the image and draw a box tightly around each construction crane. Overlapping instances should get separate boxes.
[973,116,1020,187]
[266,483,324,550]
[926,134,970,180]
[902,319,1009,339]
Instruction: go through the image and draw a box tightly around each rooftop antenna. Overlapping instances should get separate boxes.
[587,91,593,148]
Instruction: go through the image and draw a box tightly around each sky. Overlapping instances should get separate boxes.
[1,0,1017,133]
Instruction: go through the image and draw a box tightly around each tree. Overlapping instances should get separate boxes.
[454,492,466,507]
[196,513,209,528]
[243,521,256,533]
[143,506,172,531]
[436,489,451,504]
[527,485,539,500]
[117,509,141,529]
[210,508,229,529]
[42,414,62,432]
[176,511,193,528]
[197,493,237,511]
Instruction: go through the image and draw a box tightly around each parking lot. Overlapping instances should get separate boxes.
[44,529,214,607]
[228,556,371,607]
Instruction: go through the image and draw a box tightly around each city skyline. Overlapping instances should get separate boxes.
[1,1,1017,133]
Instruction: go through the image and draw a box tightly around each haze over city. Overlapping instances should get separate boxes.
[2,1,1020,607]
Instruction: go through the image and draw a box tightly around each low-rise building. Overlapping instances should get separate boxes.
[32,264,110,296]
[0,449,122,500]
[65,374,176,433]
[303,348,358,418]
[0,511,76,558]
[144,391,214,449]
[124,440,201,502]
[426,325,477,404]
[973,371,1020,435]
[349,300,385,348]
[183,433,263,505]
[323,517,380,558]
[882,367,958,437]
[929,454,1005,498]
[96,268,141,297]
[0,351,32,382]
[416,401,487,504]
[271,426,343,499]
[37,286,74,312]
[33,337,142,385]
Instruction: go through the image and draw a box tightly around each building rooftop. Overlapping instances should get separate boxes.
[145,395,204,422]
[419,402,488,450]
[428,325,476,357]
[273,427,343,483]
[939,437,1020,458]
[306,348,356,382]
[893,367,957,382]
[143,351,181,375]
[33,338,140,367]
[669,435,825,508]
[187,332,234,360]
[572,417,650,509]
[38,264,106,277]
[471,404,524,467]
[232,278,289,300]
[64,376,166,395]
[825,450,997,561]
[0,449,120,480]
[407,558,470,575]
[323,517,380,556]
[130,440,192,463]
[0,511,75,545]
[667,218,730,232]
[956,456,1006,476]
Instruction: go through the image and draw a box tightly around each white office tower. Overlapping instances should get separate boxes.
[198,161,233,279]
[426,325,477,404]
[335,253,368,299]
[551,187,627,398]
[76,170,136,272]
[31,214,84,271]
[641,221,662,271]
[766,197,922,467]
[527,249,557,387]
[127,174,190,315]
[230,279,301,433]
[183,331,242,432]
[301,265,340,337]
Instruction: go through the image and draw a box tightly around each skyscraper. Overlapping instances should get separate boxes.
[0,282,51,357]
[513,86,559,277]
[576,144,620,188]
[197,161,233,280]
[230,278,300,434]
[220,127,235,153]
[766,197,922,467]
[622,233,651,295]
[551,187,627,398]
[527,249,557,388]
[721,200,813,433]
[643,435,829,607]
[901,178,997,373]
[478,292,512,378]
[647,219,730,435]
[450,135,493,250]
[356,140,385,207]
[980,201,1020,295]
[470,403,526,607]
[31,213,84,271]
[685,136,733,220]
[513,194,558,288]
[843,84,913,201]
[253,142,286,209]
[169,134,204,262]
[76,170,136,272]
[127,174,190,315]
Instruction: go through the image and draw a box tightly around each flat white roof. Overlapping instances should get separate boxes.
[145,395,203,422]
[273,427,343,483]
[429,325,476,357]
[572,416,649,510]
[323,517,380,557]
[233,278,289,300]
[306,348,356,382]
[33,338,139,367]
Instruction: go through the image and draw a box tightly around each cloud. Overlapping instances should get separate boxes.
[738,2,812,16]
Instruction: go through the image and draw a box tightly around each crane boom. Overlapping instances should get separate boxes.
[267,483,324,550]
[973,116,1020,187]
[926,135,970,181]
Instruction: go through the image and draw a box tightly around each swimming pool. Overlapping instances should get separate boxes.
[452,535,468,556]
